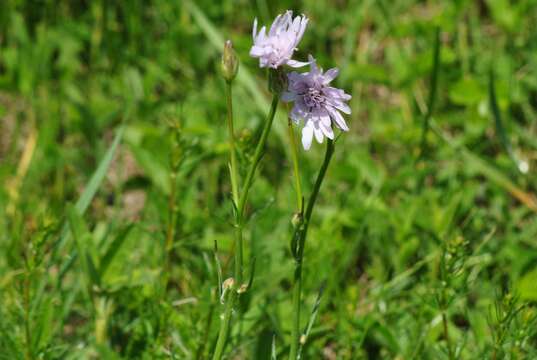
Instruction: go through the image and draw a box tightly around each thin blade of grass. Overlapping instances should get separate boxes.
[488,69,528,174]
[55,124,126,285]
[297,281,326,359]
[66,205,101,291]
[99,224,133,277]
[271,334,277,360]
[54,124,126,255]
[214,240,223,299]
[419,26,441,155]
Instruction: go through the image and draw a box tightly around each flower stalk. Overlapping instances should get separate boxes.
[289,138,335,360]
[164,118,182,289]
[287,113,303,211]
[212,70,280,358]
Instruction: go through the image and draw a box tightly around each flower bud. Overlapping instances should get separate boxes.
[221,40,239,82]
[268,68,287,95]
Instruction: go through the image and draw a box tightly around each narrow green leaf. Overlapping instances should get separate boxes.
[67,206,101,290]
[55,125,125,285]
[271,334,277,360]
[298,281,326,359]
[214,240,223,299]
[420,26,441,154]
[54,124,126,255]
[489,69,528,174]
[99,225,133,278]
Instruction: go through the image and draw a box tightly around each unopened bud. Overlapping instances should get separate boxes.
[268,68,287,95]
[221,40,239,82]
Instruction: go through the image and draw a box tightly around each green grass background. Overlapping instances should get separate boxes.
[1,0,537,358]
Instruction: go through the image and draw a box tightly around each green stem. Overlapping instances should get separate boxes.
[165,172,177,263]
[225,81,243,285]
[212,94,279,360]
[419,26,440,156]
[289,139,335,360]
[288,119,303,211]
[226,82,240,207]
[164,122,181,289]
[237,95,279,219]
[24,272,32,360]
[442,309,453,360]
[212,290,237,360]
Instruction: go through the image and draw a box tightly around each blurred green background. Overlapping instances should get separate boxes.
[1,0,537,358]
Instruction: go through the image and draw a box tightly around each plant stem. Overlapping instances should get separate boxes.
[289,139,335,360]
[419,26,440,156]
[165,173,177,263]
[165,121,181,288]
[226,82,240,208]
[442,309,453,360]
[212,94,279,360]
[225,81,243,285]
[287,118,303,211]
[24,271,32,360]
[237,95,279,219]
[212,290,237,360]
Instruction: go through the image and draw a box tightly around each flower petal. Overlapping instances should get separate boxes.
[321,122,334,139]
[323,68,339,84]
[302,123,314,150]
[328,106,349,131]
[308,55,318,74]
[249,45,265,57]
[313,124,324,143]
[287,59,310,68]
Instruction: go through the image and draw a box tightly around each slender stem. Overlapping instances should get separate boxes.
[165,122,181,289]
[287,118,303,211]
[165,172,177,259]
[233,225,243,285]
[225,81,244,286]
[226,82,240,207]
[212,290,237,360]
[289,260,302,360]
[419,26,440,156]
[441,285,453,360]
[289,139,335,360]
[24,272,32,360]
[212,94,279,360]
[237,95,279,219]
[442,310,453,360]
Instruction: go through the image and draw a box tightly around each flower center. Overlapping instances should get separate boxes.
[303,88,324,109]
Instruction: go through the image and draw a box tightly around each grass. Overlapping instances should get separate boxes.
[1,0,537,359]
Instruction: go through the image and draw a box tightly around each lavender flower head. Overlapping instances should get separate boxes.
[282,55,352,150]
[250,11,309,69]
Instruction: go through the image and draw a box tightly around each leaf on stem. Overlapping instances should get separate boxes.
[298,281,327,358]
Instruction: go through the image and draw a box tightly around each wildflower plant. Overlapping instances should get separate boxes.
[212,10,351,359]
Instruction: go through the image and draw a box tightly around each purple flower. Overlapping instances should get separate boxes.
[282,55,351,150]
[250,11,309,69]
